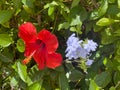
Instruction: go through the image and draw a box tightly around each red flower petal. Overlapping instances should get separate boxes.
[37,30,58,53]
[33,46,47,70]
[19,22,37,43]
[24,42,40,57]
[46,53,62,69]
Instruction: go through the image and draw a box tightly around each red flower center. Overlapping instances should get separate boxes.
[22,39,46,64]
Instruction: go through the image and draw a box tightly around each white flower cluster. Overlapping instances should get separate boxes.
[65,33,98,66]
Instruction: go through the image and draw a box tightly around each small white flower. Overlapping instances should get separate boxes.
[66,71,71,78]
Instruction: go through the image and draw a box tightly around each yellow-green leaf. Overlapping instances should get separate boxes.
[17,61,27,82]
[0,34,12,47]
[96,18,114,26]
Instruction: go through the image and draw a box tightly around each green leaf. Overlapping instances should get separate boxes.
[71,0,80,8]
[10,77,18,87]
[59,73,69,90]
[117,12,120,17]
[0,34,12,47]
[109,86,116,90]
[70,27,76,32]
[95,71,111,88]
[114,55,120,62]
[90,0,108,20]
[0,10,13,24]
[27,81,43,90]
[65,63,74,70]
[89,80,99,90]
[1,22,10,28]
[101,35,116,45]
[98,0,108,16]
[0,53,12,62]
[58,22,69,30]
[47,4,55,20]
[17,39,25,52]
[69,5,87,23]
[44,1,58,9]
[48,6,55,16]
[96,18,115,26]
[55,65,64,72]
[22,0,34,14]
[113,72,120,85]
[70,15,82,26]
[114,29,120,36]
[23,5,33,14]
[118,0,120,8]
[101,29,117,45]
[107,5,120,15]
[17,61,27,82]
[13,0,22,9]
[70,25,82,34]
[116,47,120,56]
[108,0,115,3]
[69,69,83,81]
[103,58,114,70]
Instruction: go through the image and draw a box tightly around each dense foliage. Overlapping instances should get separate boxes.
[0,0,120,90]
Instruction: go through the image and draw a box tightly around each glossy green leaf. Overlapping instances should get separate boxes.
[27,81,43,90]
[17,39,25,52]
[0,34,12,47]
[98,0,108,16]
[89,80,99,90]
[10,77,18,87]
[48,6,55,16]
[96,18,115,26]
[95,71,111,88]
[58,22,69,30]
[17,61,27,82]
[90,0,108,20]
[59,73,69,90]
[44,1,58,9]
[47,4,55,20]
[70,27,76,32]
[70,15,82,26]
[0,10,13,24]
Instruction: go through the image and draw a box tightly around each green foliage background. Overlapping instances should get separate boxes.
[0,0,120,90]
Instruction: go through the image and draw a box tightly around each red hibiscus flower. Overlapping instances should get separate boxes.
[18,22,62,70]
